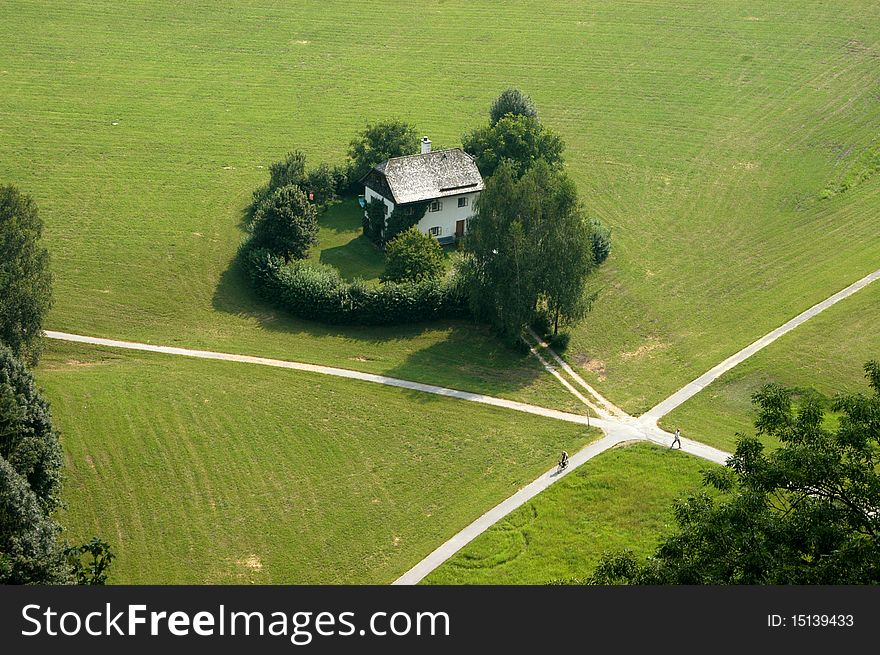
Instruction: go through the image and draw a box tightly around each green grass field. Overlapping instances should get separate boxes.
[558,3,880,413]
[424,444,718,584]
[309,201,385,283]
[40,341,596,584]
[2,1,877,413]
[662,282,880,452]
[3,1,879,585]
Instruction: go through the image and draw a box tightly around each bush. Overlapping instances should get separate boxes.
[302,163,346,207]
[249,152,346,219]
[241,244,467,325]
[588,218,612,265]
[252,185,319,260]
[381,227,445,283]
[246,184,272,228]
[531,311,552,338]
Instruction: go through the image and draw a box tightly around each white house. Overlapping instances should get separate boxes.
[360,137,484,244]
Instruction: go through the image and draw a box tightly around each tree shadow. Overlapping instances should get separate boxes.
[212,259,546,402]
[381,332,548,407]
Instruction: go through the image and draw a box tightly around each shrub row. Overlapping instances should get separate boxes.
[242,245,470,325]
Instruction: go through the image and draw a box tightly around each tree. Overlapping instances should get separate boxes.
[252,185,319,260]
[462,114,564,179]
[347,120,419,185]
[0,345,63,513]
[381,227,445,283]
[0,185,53,364]
[0,345,114,585]
[463,160,599,342]
[490,87,538,126]
[384,202,428,244]
[524,162,597,335]
[362,198,388,245]
[589,362,880,585]
[0,456,71,584]
[462,162,534,342]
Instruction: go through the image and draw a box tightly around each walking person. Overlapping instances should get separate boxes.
[670,428,682,449]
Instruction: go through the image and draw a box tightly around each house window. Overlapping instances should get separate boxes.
[458,197,468,208]
[429,200,442,212]
[383,203,388,215]
[429,226,441,237]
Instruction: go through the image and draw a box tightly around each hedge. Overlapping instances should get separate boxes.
[241,244,470,325]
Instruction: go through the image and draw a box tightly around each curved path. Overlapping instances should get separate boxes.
[44,265,880,586]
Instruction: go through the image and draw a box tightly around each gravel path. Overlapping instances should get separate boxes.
[640,268,880,425]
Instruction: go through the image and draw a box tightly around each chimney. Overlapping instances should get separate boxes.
[421,136,432,154]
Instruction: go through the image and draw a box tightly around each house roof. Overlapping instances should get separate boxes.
[365,148,484,205]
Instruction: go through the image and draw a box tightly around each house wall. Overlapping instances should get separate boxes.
[364,185,395,216]
[415,191,479,241]
[363,185,480,242]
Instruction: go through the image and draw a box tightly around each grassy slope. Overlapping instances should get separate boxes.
[662,282,880,452]
[0,0,584,415]
[2,1,878,415]
[562,2,880,413]
[424,444,717,584]
[40,341,597,584]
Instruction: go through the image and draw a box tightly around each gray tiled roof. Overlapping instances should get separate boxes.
[374,149,483,205]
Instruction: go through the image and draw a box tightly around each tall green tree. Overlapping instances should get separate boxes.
[0,185,53,364]
[347,120,419,184]
[252,184,319,261]
[464,160,597,342]
[521,162,596,335]
[0,346,115,585]
[462,114,564,179]
[589,362,880,585]
[462,162,533,342]
[0,456,71,584]
[0,345,62,513]
[490,87,538,126]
